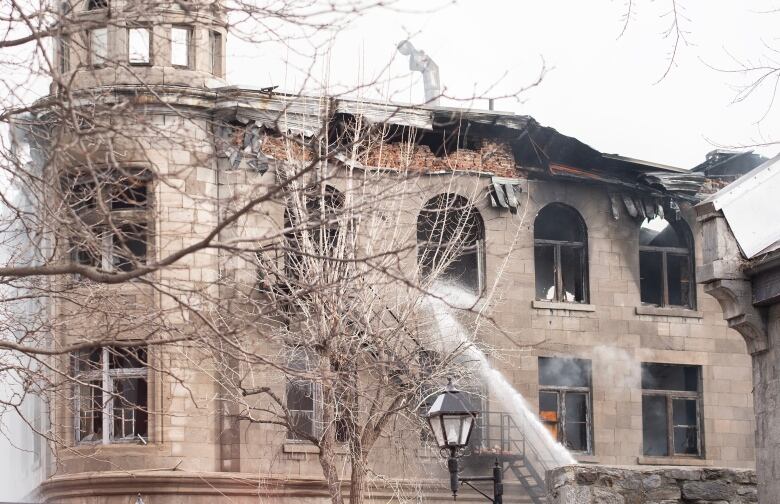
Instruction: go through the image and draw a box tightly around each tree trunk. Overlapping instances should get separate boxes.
[319,440,344,504]
[349,456,366,504]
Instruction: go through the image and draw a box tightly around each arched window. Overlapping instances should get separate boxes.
[284,186,345,279]
[416,194,485,295]
[534,204,588,303]
[639,216,695,308]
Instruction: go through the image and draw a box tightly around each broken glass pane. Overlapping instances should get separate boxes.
[666,253,691,307]
[673,426,698,455]
[560,245,585,302]
[534,245,555,300]
[79,381,103,442]
[440,250,479,293]
[639,217,683,247]
[113,377,148,439]
[539,391,559,440]
[564,392,588,451]
[639,250,663,305]
[534,204,585,242]
[642,395,668,456]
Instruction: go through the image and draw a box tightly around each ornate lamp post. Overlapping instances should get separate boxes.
[426,379,503,503]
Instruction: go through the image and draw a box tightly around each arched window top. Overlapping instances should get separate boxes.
[639,216,690,249]
[417,193,484,247]
[534,204,586,243]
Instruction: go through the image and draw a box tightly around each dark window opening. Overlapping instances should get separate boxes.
[534,204,588,303]
[59,35,70,73]
[87,0,108,9]
[73,346,148,443]
[639,217,695,309]
[641,363,702,457]
[110,183,147,209]
[538,357,592,453]
[417,193,485,295]
[284,186,345,280]
[112,224,147,272]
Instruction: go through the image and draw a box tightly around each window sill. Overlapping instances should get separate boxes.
[574,454,599,464]
[635,306,702,318]
[283,442,348,455]
[637,456,709,466]
[532,300,595,312]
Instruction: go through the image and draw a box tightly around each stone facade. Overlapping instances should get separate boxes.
[547,465,757,503]
[24,2,760,503]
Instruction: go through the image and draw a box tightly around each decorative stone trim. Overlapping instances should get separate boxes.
[703,279,769,354]
[635,306,703,318]
[532,300,595,312]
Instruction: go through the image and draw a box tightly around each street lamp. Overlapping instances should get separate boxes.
[426,379,503,503]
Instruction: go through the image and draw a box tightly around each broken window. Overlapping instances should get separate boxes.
[284,186,345,280]
[639,217,694,309]
[534,204,588,303]
[538,357,592,453]
[170,26,191,68]
[285,351,320,441]
[128,27,151,65]
[641,363,702,457]
[64,172,150,273]
[88,27,108,67]
[73,346,148,443]
[417,193,485,295]
[209,30,223,76]
[87,0,108,9]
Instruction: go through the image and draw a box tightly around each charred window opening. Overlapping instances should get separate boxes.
[73,346,148,443]
[639,217,694,309]
[641,363,702,457]
[534,204,588,303]
[285,351,320,441]
[538,357,592,453]
[64,171,150,274]
[87,0,108,10]
[417,194,485,295]
[284,185,345,280]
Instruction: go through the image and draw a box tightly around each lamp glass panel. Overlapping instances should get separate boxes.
[428,416,446,448]
[459,415,474,445]
[442,415,462,446]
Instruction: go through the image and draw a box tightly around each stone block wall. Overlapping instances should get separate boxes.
[546,464,757,503]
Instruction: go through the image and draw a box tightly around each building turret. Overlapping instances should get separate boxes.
[54,0,226,93]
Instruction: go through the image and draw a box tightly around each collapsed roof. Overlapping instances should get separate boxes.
[215,88,709,214]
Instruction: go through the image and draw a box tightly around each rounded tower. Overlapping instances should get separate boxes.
[54,0,227,92]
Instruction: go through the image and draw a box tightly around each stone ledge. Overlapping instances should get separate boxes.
[532,300,595,312]
[637,456,710,466]
[635,306,703,318]
[283,443,349,455]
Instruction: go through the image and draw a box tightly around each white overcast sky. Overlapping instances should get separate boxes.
[228,0,780,168]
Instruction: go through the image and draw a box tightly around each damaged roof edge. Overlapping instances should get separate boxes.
[214,88,706,200]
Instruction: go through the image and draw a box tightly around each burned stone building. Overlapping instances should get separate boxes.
[13,1,760,503]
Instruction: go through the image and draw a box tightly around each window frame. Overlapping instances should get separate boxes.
[533,204,589,303]
[127,25,152,66]
[640,363,703,458]
[416,193,486,296]
[73,346,148,445]
[538,357,593,454]
[170,25,193,69]
[65,169,151,274]
[638,219,695,309]
[209,29,223,76]
[58,34,71,73]
[86,0,108,10]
